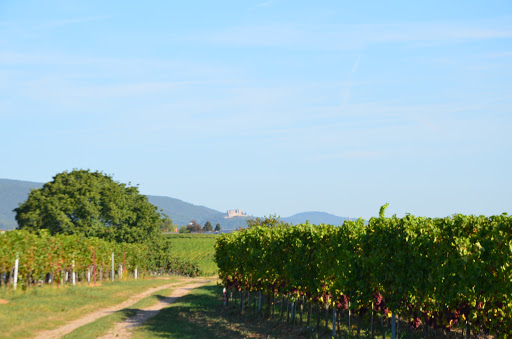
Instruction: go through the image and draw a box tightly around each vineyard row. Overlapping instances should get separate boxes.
[0,230,199,289]
[214,208,512,335]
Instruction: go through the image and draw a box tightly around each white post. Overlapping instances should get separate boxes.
[87,268,91,283]
[134,267,138,280]
[13,256,19,291]
[72,259,76,286]
[111,253,114,282]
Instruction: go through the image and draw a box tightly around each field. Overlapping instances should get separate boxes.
[165,233,219,276]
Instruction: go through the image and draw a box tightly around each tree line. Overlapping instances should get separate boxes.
[179,220,221,233]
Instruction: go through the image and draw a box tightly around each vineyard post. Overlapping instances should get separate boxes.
[258,291,262,312]
[286,295,290,323]
[87,268,90,283]
[307,302,312,328]
[13,255,19,290]
[272,293,275,317]
[370,302,374,338]
[72,258,76,286]
[348,304,351,336]
[290,300,295,325]
[111,252,114,282]
[332,307,337,338]
[241,290,245,315]
[122,252,126,278]
[391,312,396,339]
[92,249,96,284]
[396,314,399,338]
[299,295,304,327]
[134,267,138,279]
[325,303,329,331]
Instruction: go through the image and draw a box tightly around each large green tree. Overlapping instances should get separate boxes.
[14,169,163,243]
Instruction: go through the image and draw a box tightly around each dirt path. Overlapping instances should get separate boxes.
[34,277,214,339]
[98,280,210,338]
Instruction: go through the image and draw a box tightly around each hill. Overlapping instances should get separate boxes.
[0,179,250,230]
[0,179,43,230]
[147,195,251,230]
[0,179,351,230]
[282,211,349,226]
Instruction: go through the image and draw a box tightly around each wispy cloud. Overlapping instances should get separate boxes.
[185,18,512,49]
[43,16,109,28]
[341,57,361,107]
[313,151,382,160]
[250,1,273,10]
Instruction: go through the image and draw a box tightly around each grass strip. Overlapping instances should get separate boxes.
[0,277,181,339]
[62,281,198,339]
[130,283,310,339]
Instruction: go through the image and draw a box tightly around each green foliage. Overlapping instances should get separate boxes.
[202,221,213,232]
[166,233,218,276]
[245,214,286,228]
[159,215,176,232]
[14,169,163,244]
[179,226,190,233]
[0,230,199,286]
[215,209,512,335]
[186,220,202,233]
[214,223,221,231]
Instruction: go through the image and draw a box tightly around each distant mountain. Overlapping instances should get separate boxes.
[0,178,251,230]
[0,179,42,230]
[282,211,349,226]
[0,179,349,231]
[147,195,251,230]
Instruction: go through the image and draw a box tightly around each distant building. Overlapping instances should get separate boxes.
[225,209,247,218]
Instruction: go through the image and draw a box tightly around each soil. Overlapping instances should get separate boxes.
[33,276,214,339]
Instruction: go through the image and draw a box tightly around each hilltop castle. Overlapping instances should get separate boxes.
[225,209,247,218]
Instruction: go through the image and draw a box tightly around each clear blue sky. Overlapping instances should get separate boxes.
[1,1,511,219]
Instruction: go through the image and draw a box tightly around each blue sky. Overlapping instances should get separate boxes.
[1,1,511,219]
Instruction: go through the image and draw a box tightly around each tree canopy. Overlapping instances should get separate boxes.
[186,219,202,233]
[14,169,163,243]
[203,221,213,232]
[214,223,221,231]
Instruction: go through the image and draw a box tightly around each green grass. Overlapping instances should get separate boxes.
[63,281,195,339]
[0,277,181,338]
[130,285,443,339]
[130,283,315,339]
[166,233,218,276]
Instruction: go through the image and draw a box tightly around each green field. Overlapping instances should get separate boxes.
[166,233,219,276]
